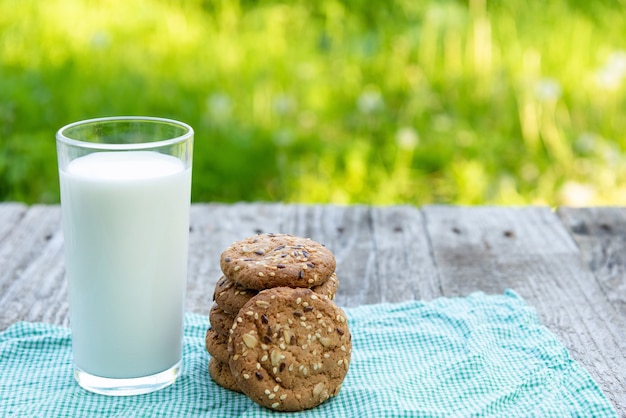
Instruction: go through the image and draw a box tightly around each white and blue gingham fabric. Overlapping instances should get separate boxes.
[0,291,616,417]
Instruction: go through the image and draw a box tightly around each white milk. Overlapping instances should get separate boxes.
[60,151,191,378]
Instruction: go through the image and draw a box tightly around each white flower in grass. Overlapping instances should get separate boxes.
[91,31,110,48]
[273,94,296,116]
[574,132,597,155]
[595,51,626,90]
[357,88,384,114]
[395,127,419,150]
[533,78,562,102]
[560,182,596,207]
[206,93,232,119]
[604,143,621,167]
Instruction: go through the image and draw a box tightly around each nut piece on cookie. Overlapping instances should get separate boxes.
[228,287,352,412]
[220,233,336,291]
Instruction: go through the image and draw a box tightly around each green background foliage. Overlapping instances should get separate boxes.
[1,0,626,205]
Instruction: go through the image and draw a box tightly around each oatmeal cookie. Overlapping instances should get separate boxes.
[228,287,351,411]
[220,233,335,291]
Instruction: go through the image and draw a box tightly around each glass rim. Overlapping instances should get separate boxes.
[56,116,194,151]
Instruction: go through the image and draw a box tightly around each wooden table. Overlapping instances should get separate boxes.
[0,203,624,415]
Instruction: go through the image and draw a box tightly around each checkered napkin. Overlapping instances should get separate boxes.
[0,291,616,417]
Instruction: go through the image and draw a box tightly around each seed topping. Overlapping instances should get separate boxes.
[242,333,258,348]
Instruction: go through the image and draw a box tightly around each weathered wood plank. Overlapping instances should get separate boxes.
[556,207,626,416]
[0,202,27,242]
[557,207,626,318]
[185,203,440,315]
[367,205,442,302]
[272,204,441,305]
[0,205,67,330]
[423,205,626,415]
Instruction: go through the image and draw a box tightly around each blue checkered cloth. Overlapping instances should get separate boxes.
[0,291,616,417]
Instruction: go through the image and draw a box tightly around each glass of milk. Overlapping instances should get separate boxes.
[56,117,193,396]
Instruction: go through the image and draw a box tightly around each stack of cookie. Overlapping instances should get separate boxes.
[205,233,352,411]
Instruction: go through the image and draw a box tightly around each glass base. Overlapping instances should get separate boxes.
[74,360,181,396]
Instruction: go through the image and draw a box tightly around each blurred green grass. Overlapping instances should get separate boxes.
[1,0,626,206]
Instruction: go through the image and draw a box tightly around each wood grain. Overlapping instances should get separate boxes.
[558,207,626,416]
[558,207,626,318]
[0,205,68,328]
[0,203,623,414]
[185,203,440,315]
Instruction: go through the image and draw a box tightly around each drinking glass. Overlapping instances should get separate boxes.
[56,116,193,395]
